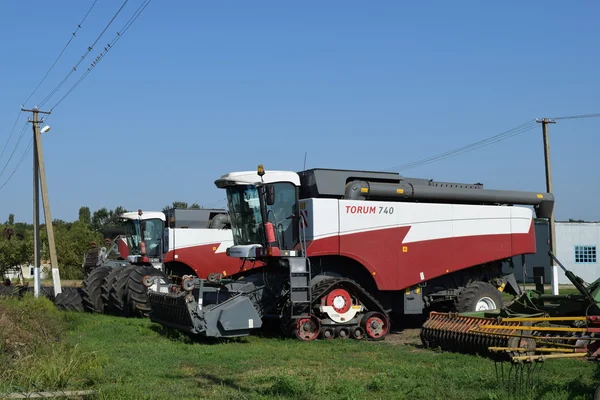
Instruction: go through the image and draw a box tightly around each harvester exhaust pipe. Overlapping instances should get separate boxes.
[344,180,555,219]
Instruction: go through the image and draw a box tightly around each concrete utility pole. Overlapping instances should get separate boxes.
[22,107,62,297]
[537,118,557,295]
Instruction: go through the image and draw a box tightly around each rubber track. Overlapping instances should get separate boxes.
[108,265,137,316]
[125,265,169,318]
[81,266,112,313]
[101,265,127,315]
[54,288,85,312]
[282,277,390,337]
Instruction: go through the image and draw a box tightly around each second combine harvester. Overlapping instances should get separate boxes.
[147,166,554,341]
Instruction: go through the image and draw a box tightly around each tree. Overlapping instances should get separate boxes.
[7,214,14,226]
[53,220,102,279]
[78,207,91,226]
[0,224,32,276]
[163,201,203,211]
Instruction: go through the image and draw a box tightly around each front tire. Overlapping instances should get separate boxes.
[81,266,112,313]
[456,281,503,312]
[124,265,169,318]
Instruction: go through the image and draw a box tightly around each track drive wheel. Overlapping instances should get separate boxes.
[81,265,112,313]
[124,265,169,318]
[361,311,389,341]
[295,315,321,341]
[456,281,503,313]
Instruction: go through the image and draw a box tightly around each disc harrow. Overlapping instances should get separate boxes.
[420,311,526,359]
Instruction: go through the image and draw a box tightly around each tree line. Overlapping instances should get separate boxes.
[0,202,199,281]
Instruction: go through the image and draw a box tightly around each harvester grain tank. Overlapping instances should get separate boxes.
[147,165,554,341]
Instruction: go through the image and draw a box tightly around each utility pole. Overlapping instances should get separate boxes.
[22,107,62,297]
[536,118,557,295]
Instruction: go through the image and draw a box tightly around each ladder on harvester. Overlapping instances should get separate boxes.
[288,257,312,319]
[288,216,312,319]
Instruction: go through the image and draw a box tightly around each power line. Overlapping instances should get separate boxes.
[0,111,24,162]
[0,122,30,181]
[385,120,538,172]
[50,0,152,111]
[0,138,33,192]
[549,112,600,120]
[38,0,131,108]
[22,0,99,107]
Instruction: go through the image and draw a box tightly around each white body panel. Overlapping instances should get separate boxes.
[120,211,166,221]
[215,170,301,187]
[168,227,233,254]
[299,198,533,242]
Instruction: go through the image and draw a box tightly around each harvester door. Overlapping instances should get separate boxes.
[163,227,169,254]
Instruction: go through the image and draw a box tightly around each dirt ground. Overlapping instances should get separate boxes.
[385,328,423,346]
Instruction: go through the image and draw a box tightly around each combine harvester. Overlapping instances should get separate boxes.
[74,207,262,318]
[146,165,554,341]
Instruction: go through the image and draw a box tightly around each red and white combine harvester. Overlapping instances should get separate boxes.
[147,166,554,341]
[79,207,261,318]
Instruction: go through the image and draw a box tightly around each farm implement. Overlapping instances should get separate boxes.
[420,251,600,397]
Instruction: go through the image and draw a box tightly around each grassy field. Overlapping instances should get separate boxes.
[1,294,599,400]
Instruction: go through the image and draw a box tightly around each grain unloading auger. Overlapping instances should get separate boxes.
[420,251,600,361]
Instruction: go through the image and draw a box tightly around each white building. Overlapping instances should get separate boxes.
[511,221,600,286]
[4,263,50,281]
[555,222,600,285]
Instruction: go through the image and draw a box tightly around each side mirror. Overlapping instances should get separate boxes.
[266,184,275,206]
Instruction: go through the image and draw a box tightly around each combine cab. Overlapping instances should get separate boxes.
[147,165,555,341]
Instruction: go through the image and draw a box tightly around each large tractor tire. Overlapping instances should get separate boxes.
[124,265,169,318]
[101,265,128,315]
[456,281,503,313]
[54,287,85,312]
[81,265,112,313]
[107,265,137,317]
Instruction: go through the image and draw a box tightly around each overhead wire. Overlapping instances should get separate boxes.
[386,120,538,172]
[22,0,99,107]
[0,111,25,162]
[548,112,600,121]
[38,0,131,108]
[0,1,97,176]
[50,0,152,111]
[0,121,30,181]
[0,138,34,192]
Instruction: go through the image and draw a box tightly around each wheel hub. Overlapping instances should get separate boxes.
[325,289,352,313]
[362,311,389,340]
[295,316,320,341]
[475,296,496,311]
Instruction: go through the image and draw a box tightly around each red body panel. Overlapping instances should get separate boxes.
[305,221,536,291]
[163,245,261,278]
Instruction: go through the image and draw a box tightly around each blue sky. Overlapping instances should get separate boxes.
[1,1,598,223]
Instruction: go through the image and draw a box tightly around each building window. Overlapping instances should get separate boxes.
[575,245,597,264]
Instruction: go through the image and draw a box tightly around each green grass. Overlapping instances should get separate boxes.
[1,295,599,399]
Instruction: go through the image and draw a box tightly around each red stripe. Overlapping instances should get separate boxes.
[306,223,536,291]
